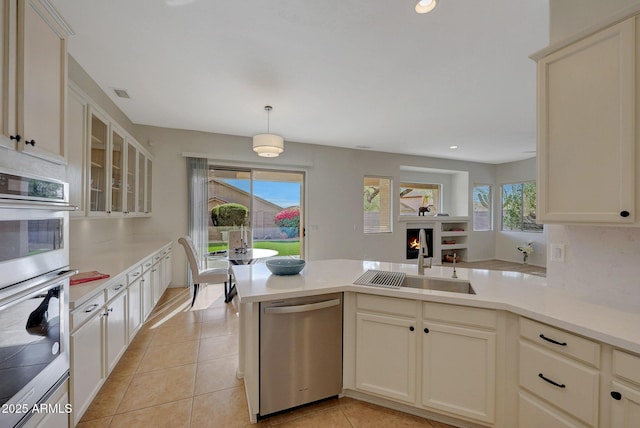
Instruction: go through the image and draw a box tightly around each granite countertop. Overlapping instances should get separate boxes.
[233,259,640,355]
[68,240,172,309]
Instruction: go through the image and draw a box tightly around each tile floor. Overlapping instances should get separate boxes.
[76,285,457,428]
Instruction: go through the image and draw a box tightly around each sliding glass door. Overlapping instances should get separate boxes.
[208,167,304,259]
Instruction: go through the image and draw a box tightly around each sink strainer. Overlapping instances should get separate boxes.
[354,270,406,289]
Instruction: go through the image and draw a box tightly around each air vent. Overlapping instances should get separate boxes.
[112,88,130,99]
[354,270,406,289]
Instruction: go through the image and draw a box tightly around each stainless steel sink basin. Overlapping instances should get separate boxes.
[401,276,475,294]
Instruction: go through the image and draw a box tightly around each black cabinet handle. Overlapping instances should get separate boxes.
[424,328,430,333]
[409,326,414,331]
[538,373,565,388]
[539,334,567,346]
[620,210,630,218]
[10,134,21,142]
[611,391,622,400]
[25,139,36,146]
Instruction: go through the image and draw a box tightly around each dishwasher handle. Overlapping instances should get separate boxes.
[264,298,341,315]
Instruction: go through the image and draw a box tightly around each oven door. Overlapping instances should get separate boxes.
[0,204,71,290]
[0,270,73,428]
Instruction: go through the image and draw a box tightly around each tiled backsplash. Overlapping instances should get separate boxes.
[546,224,640,312]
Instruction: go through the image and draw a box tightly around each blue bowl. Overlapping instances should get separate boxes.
[265,259,306,275]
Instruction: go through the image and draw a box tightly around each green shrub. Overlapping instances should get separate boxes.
[211,203,248,226]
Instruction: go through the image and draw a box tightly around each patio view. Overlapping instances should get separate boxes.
[207,168,303,258]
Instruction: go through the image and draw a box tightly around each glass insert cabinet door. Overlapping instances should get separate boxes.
[126,143,136,213]
[89,112,107,212]
[137,153,146,214]
[110,129,125,213]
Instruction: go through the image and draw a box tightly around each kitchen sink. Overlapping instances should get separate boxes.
[401,276,475,294]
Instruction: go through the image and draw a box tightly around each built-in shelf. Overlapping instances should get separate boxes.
[404,217,469,264]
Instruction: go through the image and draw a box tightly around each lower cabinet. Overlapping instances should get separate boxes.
[610,350,640,427]
[105,291,127,373]
[141,267,153,319]
[128,277,142,338]
[353,294,497,425]
[421,303,496,423]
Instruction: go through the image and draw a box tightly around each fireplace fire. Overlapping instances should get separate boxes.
[406,228,433,259]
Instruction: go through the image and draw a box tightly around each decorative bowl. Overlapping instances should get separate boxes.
[265,259,306,275]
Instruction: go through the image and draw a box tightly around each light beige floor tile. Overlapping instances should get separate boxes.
[116,364,196,413]
[200,319,238,338]
[340,399,434,427]
[148,322,202,346]
[110,398,192,428]
[272,407,352,428]
[198,334,239,361]
[194,356,243,395]
[75,415,112,428]
[267,397,341,426]
[136,340,199,373]
[109,346,147,377]
[191,386,253,428]
[80,375,132,422]
[127,327,158,350]
[201,305,240,323]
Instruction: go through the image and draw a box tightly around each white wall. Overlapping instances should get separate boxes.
[133,125,497,285]
[545,0,640,312]
[550,0,640,43]
[494,158,547,267]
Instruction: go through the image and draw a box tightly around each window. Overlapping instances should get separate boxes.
[364,176,392,233]
[399,182,440,216]
[473,184,492,231]
[501,182,542,232]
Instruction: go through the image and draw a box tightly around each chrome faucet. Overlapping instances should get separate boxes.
[452,252,458,279]
[417,229,431,275]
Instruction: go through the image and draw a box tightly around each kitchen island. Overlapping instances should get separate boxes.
[234,259,640,427]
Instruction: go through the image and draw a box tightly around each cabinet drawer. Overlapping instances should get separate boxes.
[153,251,163,264]
[106,275,126,301]
[520,317,600,367]
[141,257,153,272]
[423,302,496,329]
[613,349,640,385]
[356,294,416,318]
[519,341,599,426]
[71,292,105,331]
[518,391,589,428]
[126,266,142,284]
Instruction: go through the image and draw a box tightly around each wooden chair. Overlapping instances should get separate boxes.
[178,236,235,307]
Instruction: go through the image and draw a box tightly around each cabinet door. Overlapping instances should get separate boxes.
[421,321,496,423]
[137,152,146,214]
[519,391,588,428]
[163,252,172,289]
[0,1,17,149]
[88,109,108,214]
[71,312,104,425]
[537,19,635,224]
[17,0,68,163]
[125,141,136,214]
[141,269,153,320]
[105,292,127,373]
[355,312,416,403]
[151,264,162,305]
[145,157,152,214]
[611,381,640,428]
[66,85,87,216]
[128,279,142,339]
[110,128,125,214]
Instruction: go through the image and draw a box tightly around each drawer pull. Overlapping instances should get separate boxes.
[539,334,567,346]
[84,303,99,313]
[611,391,622,401]
[114,284,124,291]
[538,373,566,389]
[131,272,140,277]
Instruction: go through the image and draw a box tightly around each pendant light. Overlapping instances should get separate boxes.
[253,105,284,158]
[415,0,437,14]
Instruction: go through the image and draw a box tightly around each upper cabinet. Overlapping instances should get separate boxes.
[533,18,636,225]
[67,83,152,218]
[0,0,73,164]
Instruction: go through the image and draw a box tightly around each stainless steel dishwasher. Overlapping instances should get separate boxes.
[259,292,343,416]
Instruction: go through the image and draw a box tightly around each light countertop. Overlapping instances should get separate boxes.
[233,259,640,355]
[68,240,172,309]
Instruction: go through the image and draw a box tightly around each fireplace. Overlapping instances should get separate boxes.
[406,228,433,259]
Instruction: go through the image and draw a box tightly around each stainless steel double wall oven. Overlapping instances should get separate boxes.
[0,168,76,427]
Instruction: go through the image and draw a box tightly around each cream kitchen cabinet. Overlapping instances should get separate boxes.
[127,267,143,339]
[610,350,640,427]
[141,261,153,319]
[421,302,496,424]
[104,282,127,373]
[66,84,87,216]
[0,0,72,163]
[518,317,601,427]
[533,18,636,224]
[355,294,417,404]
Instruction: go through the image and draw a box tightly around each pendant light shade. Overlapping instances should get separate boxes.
[415,0,437,14]
[253,106,284,157]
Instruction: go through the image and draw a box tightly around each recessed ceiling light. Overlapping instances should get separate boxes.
[449,145,458,149]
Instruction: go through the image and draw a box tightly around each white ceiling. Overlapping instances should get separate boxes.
[51,0,549,164]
